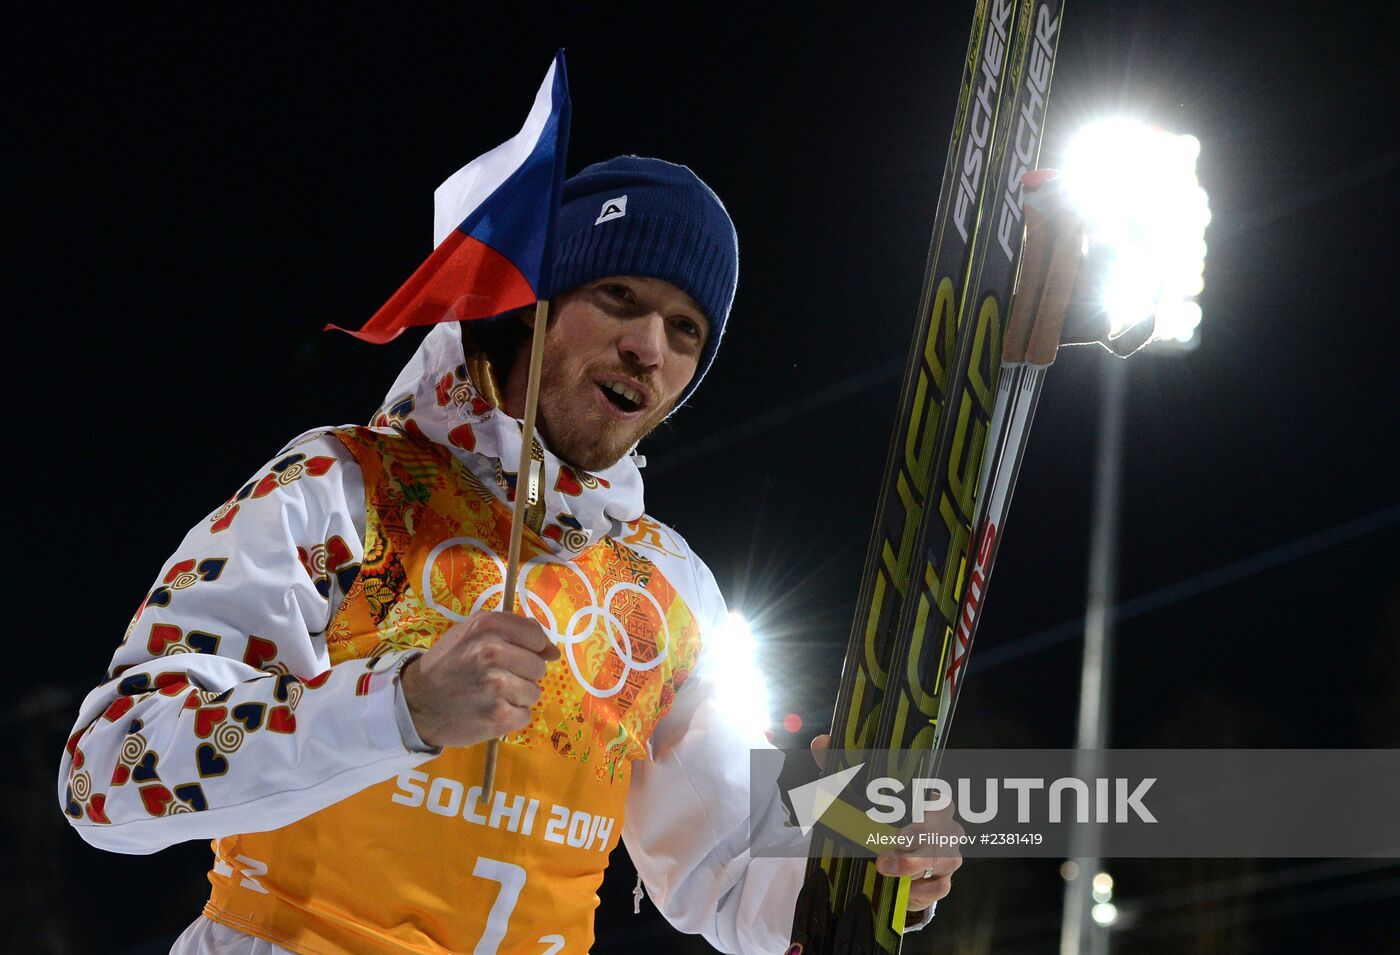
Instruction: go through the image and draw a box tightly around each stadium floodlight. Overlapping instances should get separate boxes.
[1091,901,1119,927]
[1091,872,1114,902]
[1061,118,1212,348]
[712,611,773,733]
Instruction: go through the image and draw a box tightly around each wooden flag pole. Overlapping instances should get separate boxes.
[482,297,551,797]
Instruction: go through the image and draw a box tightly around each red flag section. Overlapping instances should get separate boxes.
[324,232,537,344]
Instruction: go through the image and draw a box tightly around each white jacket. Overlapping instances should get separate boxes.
[59,322,818,954]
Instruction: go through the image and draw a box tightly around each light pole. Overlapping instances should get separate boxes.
[1060,355,1126,955]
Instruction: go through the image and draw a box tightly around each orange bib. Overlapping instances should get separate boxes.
[204,428,702,954]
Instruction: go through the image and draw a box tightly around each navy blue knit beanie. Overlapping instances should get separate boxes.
[548,156,738,405]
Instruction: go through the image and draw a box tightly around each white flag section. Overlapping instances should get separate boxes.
[432,56,562,248]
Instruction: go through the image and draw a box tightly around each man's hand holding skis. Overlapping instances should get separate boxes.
[810,734,965,916]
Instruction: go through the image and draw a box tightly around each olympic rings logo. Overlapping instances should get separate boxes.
[422,537,669,699]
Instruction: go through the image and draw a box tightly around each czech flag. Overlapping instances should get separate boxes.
[327,51,571,343]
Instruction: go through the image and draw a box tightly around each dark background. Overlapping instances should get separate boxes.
[9,2,1398,952]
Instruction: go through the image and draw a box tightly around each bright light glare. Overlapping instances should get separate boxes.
[712,612,772,733]
[1062,119,1211,346]
[1092,872,1114,902]
[1091,901,1119,926]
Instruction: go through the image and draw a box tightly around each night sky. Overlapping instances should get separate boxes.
[11,3,1398,952]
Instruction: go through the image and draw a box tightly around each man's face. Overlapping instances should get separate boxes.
[530,275,709,472]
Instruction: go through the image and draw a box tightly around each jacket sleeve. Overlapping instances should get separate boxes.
[621,557,811,954]
[57,432,435,855]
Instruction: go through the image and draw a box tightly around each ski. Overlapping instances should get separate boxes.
[788,2,1067,952]
[933,180,1083,752]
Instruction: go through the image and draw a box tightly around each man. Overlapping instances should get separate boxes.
[59,156,958,953]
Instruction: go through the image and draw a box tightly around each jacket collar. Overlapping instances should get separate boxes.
[371,322,646,556]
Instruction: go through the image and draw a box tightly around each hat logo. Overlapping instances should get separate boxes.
[595,195,628,225]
